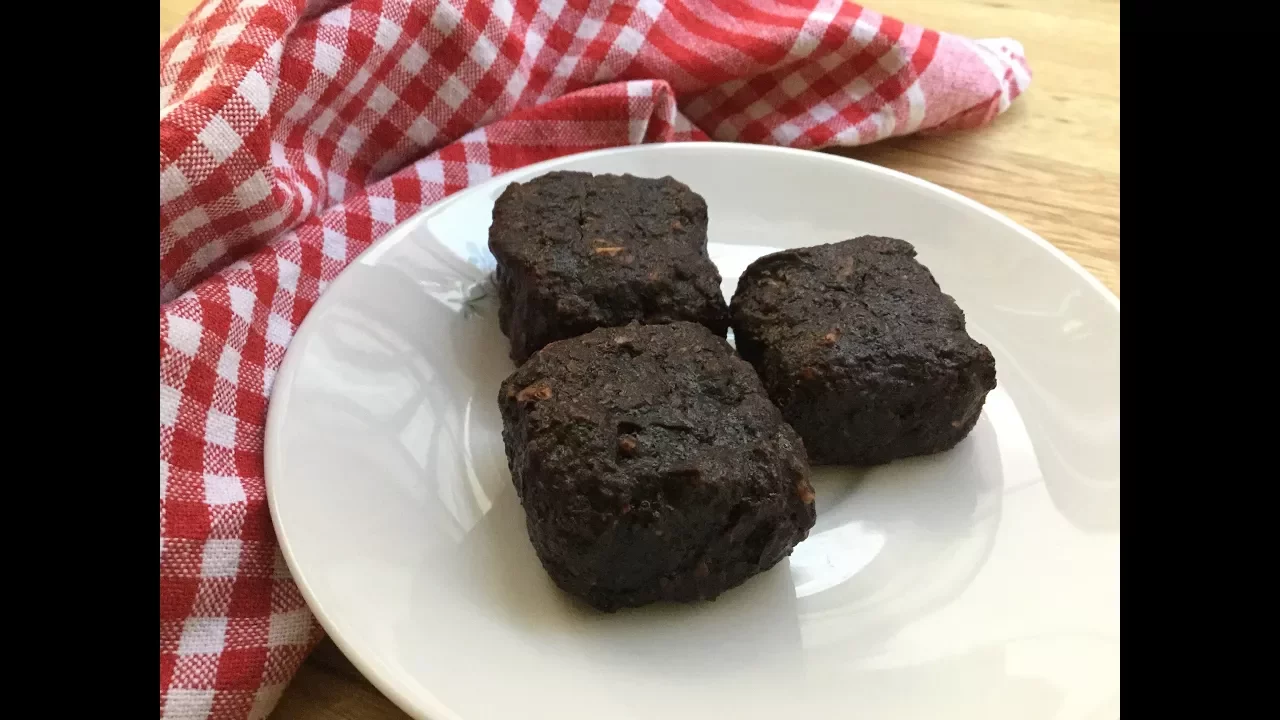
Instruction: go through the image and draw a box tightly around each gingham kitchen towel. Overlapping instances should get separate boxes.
[159,1,1030,717]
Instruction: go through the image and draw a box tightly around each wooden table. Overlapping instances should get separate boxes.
[160,2,1119,718]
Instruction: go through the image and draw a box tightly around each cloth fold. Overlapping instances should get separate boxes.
[159,1,1029,717]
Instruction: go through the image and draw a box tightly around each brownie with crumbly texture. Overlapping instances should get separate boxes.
[488,171,730,364]
[730,236,997,466]
[497,321,815,612]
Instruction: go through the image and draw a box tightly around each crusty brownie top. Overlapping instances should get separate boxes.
[731,236,987,372]
[489,171,723,297]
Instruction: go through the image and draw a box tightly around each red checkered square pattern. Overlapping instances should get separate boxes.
[159,1,1030,717]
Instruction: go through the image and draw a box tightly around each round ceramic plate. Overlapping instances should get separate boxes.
[266,143,1120,720]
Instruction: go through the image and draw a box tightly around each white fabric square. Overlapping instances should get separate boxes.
[166,315,202,357]
[201,539,243,578]
[268,609,312,647]
[197,115,241,163]
[205,409,238,448]
[204,475,247,506]
[178,617,228,656]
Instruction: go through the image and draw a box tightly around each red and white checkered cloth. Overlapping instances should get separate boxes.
[159,0,1029,717]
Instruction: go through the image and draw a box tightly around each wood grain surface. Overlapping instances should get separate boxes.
[160,1,1119,717]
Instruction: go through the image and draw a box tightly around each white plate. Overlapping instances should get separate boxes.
[266,143,1120,720]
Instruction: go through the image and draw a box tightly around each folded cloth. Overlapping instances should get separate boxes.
[159,1,1029,717]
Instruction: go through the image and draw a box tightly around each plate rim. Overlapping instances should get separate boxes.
[264,141,1120,720]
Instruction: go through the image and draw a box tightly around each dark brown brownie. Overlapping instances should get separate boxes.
[497,321,815,612]
[730,236,996,466]
[488,171,730,364]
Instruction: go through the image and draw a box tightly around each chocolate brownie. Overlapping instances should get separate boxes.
[488,171,730,364]
[497,321,815,612]
[730,236,997,466]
